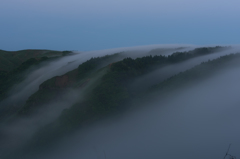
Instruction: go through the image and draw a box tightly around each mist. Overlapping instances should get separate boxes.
[0,44,193,110]
[130,46,239,91]
[26,56,240,159]
[0,45,194,158]
[1,45,240,159]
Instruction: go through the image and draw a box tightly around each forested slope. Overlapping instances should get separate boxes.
[2,46,239,159]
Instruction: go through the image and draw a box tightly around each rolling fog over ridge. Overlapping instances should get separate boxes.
[44,66,240,159]
[2,0,240,158]
[0,44,194,109]
[1,44,240,159]
[1,44,236,107]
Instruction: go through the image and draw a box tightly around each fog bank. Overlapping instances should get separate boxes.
[25,54,240,159]
[1,45,240,159]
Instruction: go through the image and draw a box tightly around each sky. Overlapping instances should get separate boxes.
[1,0,240,51]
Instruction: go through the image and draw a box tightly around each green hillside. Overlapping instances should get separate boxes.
[0,50,72,118]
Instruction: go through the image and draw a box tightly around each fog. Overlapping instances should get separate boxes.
[0,88,82,151]
[0,44,193,158]
[0,44,193,111]
[1,45,240,159]
[130,46,240,91]
[27,58,240,159]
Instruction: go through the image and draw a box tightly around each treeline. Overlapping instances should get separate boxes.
[85,47,225,114]
[111,46,225,73]
[35,46,228,130]
[77,53,120,79]
[151,53,240,92]
[37,47,227,135]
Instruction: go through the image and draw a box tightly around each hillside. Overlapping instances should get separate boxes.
[0,49,71,71]
[16,46,225,118]
[1,46,240,159]
[0,50,73,121]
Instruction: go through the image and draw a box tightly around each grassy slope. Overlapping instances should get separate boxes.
[0,50,72,100]
[0,50,72,122]
[0,49,71,71]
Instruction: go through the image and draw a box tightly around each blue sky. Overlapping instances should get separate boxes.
[1,0,240,51]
